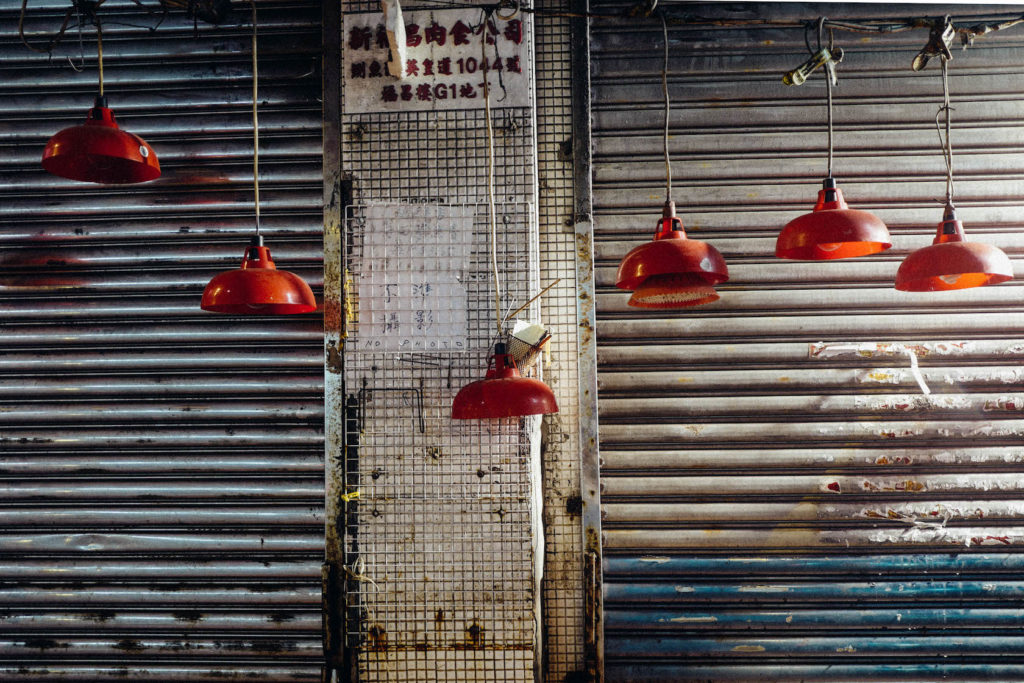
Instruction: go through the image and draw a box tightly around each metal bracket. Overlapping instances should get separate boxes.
[783,47,843,86]
[913,17,955,71]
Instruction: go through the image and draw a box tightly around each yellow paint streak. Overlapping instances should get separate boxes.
[732,645,766,653]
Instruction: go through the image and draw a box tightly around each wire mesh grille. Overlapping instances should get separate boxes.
[340,74,541,679]
[534,0,586,678]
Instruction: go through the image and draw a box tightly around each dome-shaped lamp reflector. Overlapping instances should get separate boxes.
[452,343,559,420]
[776,177,891,260]
[201,235,317,314]
[42,96,160,184]
[616,200,728,309]
[896,204,1013,292]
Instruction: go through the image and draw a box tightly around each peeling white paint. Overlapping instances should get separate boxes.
[669,615,718,623]
[674,586,696,593]
[639,556,671,564]
[738,585,789,593]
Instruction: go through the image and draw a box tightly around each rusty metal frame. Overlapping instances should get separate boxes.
[322,0,349,678]
[571,0,604,679]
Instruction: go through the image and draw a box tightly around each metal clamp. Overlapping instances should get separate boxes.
[913,17,955,71]
[783,47,843,86]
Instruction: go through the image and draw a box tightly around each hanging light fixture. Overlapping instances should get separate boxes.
[896,49,1012,291]
[615,15,728,307]
[776,18,890,260]
[41,17,160,184]
[452,9,557,420]
[200,0,316,315]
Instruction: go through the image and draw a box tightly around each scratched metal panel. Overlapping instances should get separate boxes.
[592,2,1024,680]
[0,0,324,679]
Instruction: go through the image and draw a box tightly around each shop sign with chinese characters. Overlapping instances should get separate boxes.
[343,8,531,113]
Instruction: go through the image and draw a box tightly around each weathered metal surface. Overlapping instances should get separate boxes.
[573,0,604,678]
[0,0,324,679]
[591,1,1024,680]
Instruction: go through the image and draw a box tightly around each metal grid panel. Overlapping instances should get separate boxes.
[534,0,586,679]
[342,201,539,680]
[340,21,542,671]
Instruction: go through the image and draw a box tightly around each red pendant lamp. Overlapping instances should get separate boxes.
[201,234,316,314]
[776,22,890,260]
[615,16,728,307]
[616,200,728,307]
[200,0,316,315]
[452,344,558,419]
[42,22,160,184]
[451,13,557,420]
[895,57,1012,292]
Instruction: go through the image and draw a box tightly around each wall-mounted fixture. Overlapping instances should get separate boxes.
[201,0,316,314]
[776,21,890,260]
[41,20,160,184]
[895,35,1012,291]
[615,16,728,308]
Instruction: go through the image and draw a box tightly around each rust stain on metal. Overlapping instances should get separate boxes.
[326,341,343,375]
[463,621,485,649]
[825,481,841,493]
[862,480,927,492]
[984,398,1022,412]
[971,535,1012,546]
[732,645,766,652]
[876,455,913,465]
[811,341,972,359]
[367,624,388,651]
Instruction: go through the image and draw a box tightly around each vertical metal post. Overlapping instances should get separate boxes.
[322,0,348,678]
[571,0,603,680]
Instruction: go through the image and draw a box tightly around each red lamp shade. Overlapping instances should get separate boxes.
[776,178,891,260]
[896,205,1013,292]
[201,236,317,314]
[616,201,728,309]
[42,96,160,184]
[452,344,558,419]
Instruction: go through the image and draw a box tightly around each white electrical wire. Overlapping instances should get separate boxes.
[251,0,261,235]
[481,11,502,336]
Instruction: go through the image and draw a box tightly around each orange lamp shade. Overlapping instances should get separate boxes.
[627,273,719,308]
[776,178,891,260]
[896,207,1013,292]
[452,344,558,419]
[42,97,160,184]
[616,201,728,308]
[201,237,317,314]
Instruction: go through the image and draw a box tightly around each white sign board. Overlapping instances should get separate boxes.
[354,204,472,353]
[343,8,531,113]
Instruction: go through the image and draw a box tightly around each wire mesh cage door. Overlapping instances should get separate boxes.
[339,200,544,681]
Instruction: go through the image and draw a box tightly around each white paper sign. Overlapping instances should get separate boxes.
[343,8,531,113]
[354,204,472,353]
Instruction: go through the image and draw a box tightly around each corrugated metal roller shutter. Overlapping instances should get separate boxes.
[591,2,1024,681]
[0,0,324,680]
